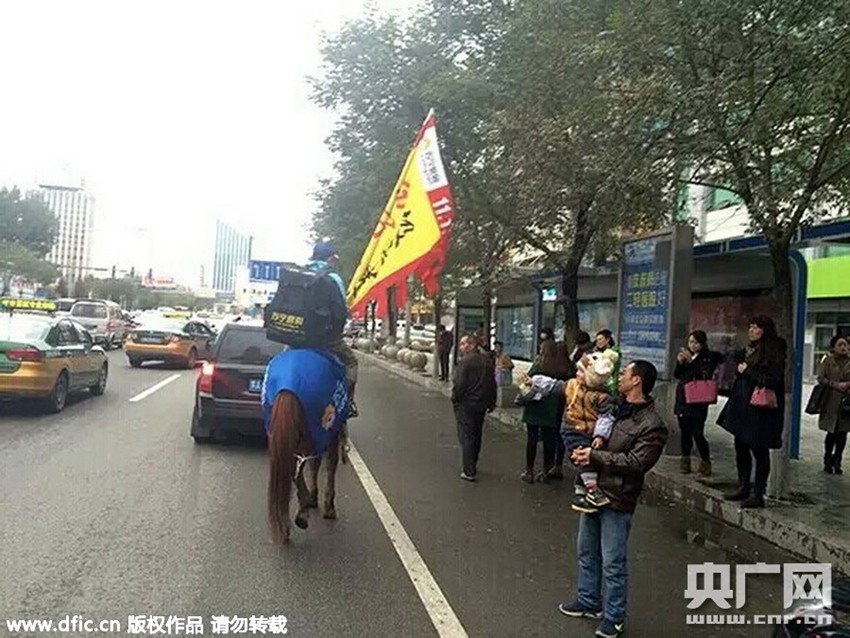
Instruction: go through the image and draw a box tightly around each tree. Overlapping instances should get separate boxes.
[0,187,59,256]
[0,241,60,286]
[614,0,850,339]
[611,0,850,496]
[476,0,676,345]
[309,5,517,313]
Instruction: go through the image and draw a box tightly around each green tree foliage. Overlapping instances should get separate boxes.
[0,187,59,256]
[0,241,60,285]
[611,0,850,353]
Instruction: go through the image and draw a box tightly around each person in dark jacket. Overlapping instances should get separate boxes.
[817,335,850,474]
[558,360,668,638]
[719,315,786,509]
[570,331,595,364]
[451,334,497,481]
[673,330,721,476]
[550,340,578,479]
[521,340,571,483]
[437,324,453,381]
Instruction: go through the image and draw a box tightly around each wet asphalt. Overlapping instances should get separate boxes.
[1,351,798,637]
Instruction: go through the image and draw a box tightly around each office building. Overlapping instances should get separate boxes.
[35,181,95,282]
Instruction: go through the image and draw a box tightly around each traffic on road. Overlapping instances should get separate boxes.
[1,302,810,637]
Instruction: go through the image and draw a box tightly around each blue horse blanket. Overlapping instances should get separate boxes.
[261,349,350,457]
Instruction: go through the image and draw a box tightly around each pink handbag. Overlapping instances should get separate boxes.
[684,379,718,405]
[750,387,778,409]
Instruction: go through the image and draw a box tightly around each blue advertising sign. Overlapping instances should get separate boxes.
[618,234,673,377]
[249,260,284,283]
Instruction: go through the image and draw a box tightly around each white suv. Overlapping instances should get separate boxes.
[70,299,127,350]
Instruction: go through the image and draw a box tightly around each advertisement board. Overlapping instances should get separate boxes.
[249,260,284,283]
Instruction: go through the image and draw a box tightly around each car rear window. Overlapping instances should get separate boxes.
[216,328,285,364]
[71,303,107,318]
[1,315,51,342]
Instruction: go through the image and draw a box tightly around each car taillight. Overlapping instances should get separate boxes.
[170,334,182,343]
[7,348,44,363]
[199,362,215,394]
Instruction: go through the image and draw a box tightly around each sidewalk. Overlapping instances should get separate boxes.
[357,350,850,576]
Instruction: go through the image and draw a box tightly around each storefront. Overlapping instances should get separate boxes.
[805,253,850,376]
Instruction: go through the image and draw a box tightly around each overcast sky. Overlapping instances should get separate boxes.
[0,0,416,286]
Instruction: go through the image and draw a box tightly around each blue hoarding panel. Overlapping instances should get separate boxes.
[618,235,673,378]
[249,260,284,282]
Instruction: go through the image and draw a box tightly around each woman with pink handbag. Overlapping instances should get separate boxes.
[717,315,786,509]
[673,330,721,476]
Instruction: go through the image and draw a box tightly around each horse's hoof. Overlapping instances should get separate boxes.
[323,507,337,520]
[294,515,309,530]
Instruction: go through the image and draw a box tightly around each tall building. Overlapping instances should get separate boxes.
[204,219,252,295]
[36,182,95,282]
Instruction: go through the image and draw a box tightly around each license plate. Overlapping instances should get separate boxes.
[139,337,161,344]
[248,379,262,393]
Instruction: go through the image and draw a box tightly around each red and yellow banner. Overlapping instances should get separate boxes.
[347,110,454,318]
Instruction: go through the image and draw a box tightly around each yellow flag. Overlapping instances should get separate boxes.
[347,110,455,317]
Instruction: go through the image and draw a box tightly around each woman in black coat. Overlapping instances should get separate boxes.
[674,330,721,476]
[718,315,786,509]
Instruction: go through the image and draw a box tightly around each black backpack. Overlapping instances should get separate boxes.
[263,263,347,348]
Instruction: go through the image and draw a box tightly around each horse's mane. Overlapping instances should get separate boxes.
[267,391,304,543]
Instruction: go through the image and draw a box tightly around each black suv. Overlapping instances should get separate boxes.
[191,323,286,443]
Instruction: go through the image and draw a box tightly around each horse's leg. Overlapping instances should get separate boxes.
[306,456,320,509]
[292,404,315,531]
[293,456,312,529]
[323,431,341,520]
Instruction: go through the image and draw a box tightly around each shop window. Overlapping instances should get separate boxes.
[495,306,535,361]
[707,186,743,211]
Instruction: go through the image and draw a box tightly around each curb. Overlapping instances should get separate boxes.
[357,350,850,575]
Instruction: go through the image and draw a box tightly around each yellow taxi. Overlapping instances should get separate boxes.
[124,317,215,369]
[0,298,109,413]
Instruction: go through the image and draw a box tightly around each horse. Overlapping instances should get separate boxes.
[263,348,350,544]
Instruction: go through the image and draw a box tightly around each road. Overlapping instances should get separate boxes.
[1,351,795,637]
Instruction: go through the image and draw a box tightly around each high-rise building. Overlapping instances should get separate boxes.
[202,219,252,295]
[36,182,95,282]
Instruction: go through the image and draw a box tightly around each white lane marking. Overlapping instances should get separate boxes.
[347,442,468,637]
[128,374,182,403]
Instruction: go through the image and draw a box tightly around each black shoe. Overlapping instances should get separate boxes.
[348,400,359,419]
[520,470,534,484]
[571,493,598,513]
[558,601,602,619]
[825,455,834,474]
[460,472,477,482]
[585,486,611,508]
[723,484,751,501]
[835,465,844,476]
[546,466,564,480]
[741,493,765,509]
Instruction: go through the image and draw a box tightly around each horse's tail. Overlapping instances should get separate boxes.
[267,391,302,543]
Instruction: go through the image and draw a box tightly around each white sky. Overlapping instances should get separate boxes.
[0,0,416,286]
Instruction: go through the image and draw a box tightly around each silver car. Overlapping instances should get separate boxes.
[70,299,127,350]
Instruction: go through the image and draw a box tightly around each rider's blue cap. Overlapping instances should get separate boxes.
[312,240,338,261]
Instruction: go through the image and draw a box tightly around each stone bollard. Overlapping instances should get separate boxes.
[411,352,427,370]
[386,345,400,360]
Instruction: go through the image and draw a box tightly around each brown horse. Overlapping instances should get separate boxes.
[266,390,342,544]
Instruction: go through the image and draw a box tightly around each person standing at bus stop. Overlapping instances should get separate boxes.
[451,334,497,481]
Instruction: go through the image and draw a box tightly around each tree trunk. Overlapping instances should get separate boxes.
[482,287,493,349]
[431,293,443,378]
[767,239,794,500]
[560,260,581,348]
[387,286,397,339]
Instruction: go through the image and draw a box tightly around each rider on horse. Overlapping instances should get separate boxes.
[306,239,359,420]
